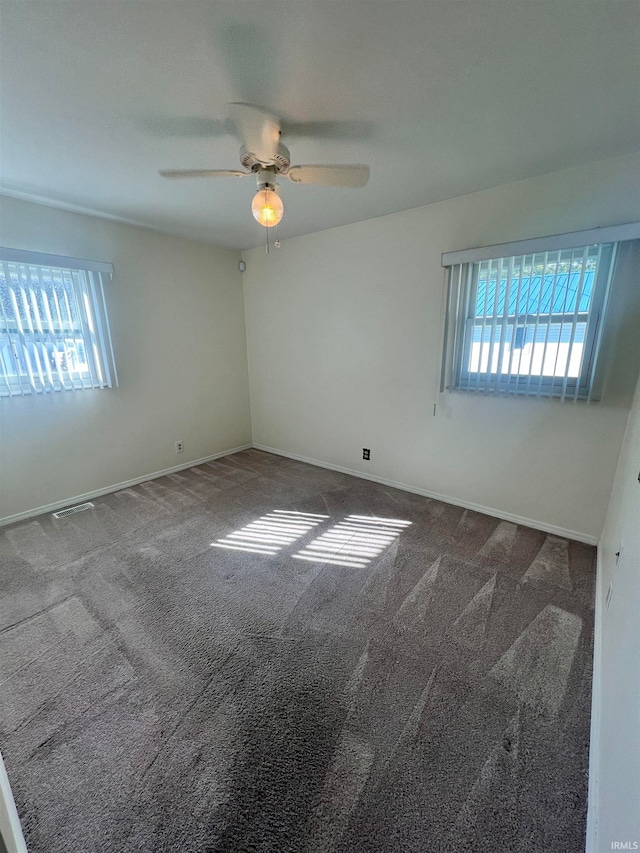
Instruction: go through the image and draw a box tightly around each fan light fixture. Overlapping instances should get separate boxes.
[159,103,370,245]
[251,185,283,228]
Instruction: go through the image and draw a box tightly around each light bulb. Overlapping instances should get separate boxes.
[251,186,284,227]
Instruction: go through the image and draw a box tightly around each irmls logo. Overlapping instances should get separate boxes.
[611,843,639,850]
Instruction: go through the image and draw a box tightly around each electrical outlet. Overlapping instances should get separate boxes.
[175,441,184,453]
[362,448,370,461]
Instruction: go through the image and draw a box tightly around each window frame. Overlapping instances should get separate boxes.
[454,244,613,399]
[440,223,640,402]
[0,247,117,397]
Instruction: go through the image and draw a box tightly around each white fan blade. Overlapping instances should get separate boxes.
[159,169,248,179]
[228,103,281,164]
[286,164,370,187]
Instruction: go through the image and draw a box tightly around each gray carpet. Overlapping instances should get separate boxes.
[0,450,595,852]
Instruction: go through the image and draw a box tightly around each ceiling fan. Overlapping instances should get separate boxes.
[159,103,370,229]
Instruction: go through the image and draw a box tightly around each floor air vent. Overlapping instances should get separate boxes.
[53,502,94,519]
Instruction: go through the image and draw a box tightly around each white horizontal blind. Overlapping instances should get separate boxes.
[0,250,117,397]
[441,242,616,400]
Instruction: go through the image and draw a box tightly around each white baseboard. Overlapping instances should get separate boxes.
[253,444,600,545]
[0,444,252,527]
[0,750,27,853]
[2,440,599,544]
[585,547,603,853]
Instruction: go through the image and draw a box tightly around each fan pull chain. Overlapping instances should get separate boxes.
[265,221,281,254]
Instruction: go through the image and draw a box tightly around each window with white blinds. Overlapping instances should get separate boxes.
[0,248,117,397]
[440,224,640,401]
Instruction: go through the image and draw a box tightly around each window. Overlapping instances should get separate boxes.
[441,223,640,401]
[454,244,613,399]
[0,248,117,397]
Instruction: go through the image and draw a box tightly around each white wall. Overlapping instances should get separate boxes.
[0,749,26,853]
[590,368,640,850]
[0,196,251,522]
[243,152,640,542]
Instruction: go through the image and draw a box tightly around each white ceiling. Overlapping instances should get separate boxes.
[1,1,638,250]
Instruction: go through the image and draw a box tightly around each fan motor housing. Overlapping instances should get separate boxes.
[240,142,290,173]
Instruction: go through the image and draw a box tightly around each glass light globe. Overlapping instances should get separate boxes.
[251,187,284,227]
